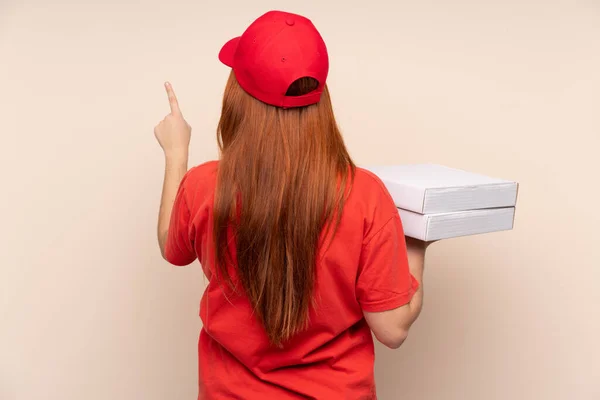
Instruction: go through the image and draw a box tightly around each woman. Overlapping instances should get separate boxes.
[154,10,430,400]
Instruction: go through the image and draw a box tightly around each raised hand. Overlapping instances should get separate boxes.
[154,82,191,158]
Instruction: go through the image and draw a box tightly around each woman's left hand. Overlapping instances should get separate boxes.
[154,82,191,158]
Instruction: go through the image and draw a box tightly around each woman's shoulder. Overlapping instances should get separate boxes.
[178,161,220,206]
[184,160,219,184]
[352,167,392,197]
[348,167,399,231]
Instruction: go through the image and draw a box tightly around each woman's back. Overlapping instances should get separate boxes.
[156,9,422,400]
[166,161,417,399]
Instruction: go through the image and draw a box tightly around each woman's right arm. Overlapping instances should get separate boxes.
[363,238,429,349]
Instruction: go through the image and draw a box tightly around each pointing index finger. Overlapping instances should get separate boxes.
[165,82,181,115]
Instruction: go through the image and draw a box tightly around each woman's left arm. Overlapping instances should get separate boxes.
[154,82,191,257]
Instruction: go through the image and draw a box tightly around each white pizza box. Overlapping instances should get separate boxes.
[399,207,516,241]
[365,164,518,214]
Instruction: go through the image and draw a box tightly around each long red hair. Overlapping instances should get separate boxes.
[213,71,355,346]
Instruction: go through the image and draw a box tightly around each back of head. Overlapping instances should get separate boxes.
[213,11,355,347]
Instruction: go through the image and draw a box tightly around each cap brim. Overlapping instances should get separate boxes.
[218,36,241,68]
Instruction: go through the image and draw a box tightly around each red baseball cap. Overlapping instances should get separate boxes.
[218,10,329,108]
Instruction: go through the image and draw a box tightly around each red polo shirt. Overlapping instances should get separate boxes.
[165,161,418,399]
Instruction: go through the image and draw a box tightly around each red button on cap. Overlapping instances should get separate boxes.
[286,18,295,26]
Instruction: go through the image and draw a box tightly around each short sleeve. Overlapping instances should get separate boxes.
[356,214,419,312]
[164,174,197,266]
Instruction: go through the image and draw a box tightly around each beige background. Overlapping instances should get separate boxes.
[1,0,599,399]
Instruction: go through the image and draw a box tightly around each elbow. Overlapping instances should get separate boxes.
[378,328,410,350]
[158,231,168,260]
[159,245,168,262]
